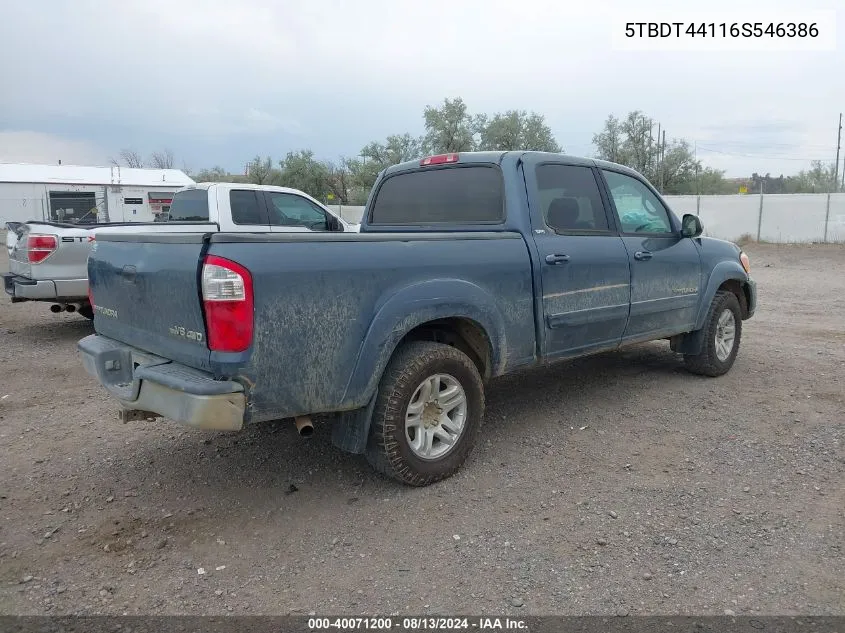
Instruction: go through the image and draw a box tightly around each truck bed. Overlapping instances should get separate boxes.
[88,230,538,422]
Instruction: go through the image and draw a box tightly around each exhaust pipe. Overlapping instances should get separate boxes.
[65,303,76,313]
[294,416,314,438]
[50,304,64,313]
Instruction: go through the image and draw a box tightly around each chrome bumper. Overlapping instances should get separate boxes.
[3,273,88,301]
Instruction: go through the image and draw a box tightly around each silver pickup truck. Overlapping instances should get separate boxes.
[4,183,357,319]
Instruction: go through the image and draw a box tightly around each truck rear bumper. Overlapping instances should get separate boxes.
[78,334,246,431]
[3,273,88,301]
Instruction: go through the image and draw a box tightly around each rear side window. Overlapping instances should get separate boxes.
[167,189,209,221]
[230,190,266,225]
[370,166,504,225]
[536,164,610,233]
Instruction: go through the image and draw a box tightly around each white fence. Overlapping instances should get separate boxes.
[331,195,845,243]
[326,205,366,224]
[665,193,845,243]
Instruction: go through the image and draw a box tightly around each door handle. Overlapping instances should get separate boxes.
[634,251,653,261]
[545,254,570,265]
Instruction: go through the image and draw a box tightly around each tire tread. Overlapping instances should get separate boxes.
[365,341,484,486]
[684,290,742,377]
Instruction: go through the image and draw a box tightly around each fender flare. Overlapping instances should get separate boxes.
[674,261,750,356]
[340,278,507,407]
[694,261,750,330]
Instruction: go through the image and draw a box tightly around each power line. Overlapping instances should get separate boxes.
[695,146,833,161]
[692,140,837,150]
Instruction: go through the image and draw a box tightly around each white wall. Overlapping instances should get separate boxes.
[0,182,49,222]
[0,183,182,224]
[326,205,365,224]
[664,193,845,243]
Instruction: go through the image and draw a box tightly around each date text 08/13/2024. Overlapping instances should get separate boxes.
[307,617,527,630]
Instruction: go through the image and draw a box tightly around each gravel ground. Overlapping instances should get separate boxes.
[0,243,843,616]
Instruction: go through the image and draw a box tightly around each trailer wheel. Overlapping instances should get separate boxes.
[366,341,485,486]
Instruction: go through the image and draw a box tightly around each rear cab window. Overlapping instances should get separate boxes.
[369,166,504,225]
[166,189,210,221]
[535,164,611,233]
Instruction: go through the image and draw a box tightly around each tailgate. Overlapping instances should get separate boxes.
[6,222,31,277]
[6,222,94,281]
[88,233,211,371]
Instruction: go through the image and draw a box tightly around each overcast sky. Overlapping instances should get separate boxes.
[1,0,842,177]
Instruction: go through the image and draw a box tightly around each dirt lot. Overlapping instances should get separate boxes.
[0,243,842,616]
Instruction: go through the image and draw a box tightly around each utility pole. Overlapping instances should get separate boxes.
[660,129,666,192]
[650,122,655,175]
[694,140,699,196]
[835,113,842,192]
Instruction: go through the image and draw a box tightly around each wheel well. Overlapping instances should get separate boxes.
[400,318,492,380]
[718,279,750,318]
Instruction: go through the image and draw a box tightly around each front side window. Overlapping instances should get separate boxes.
[266,193,328,230]
[602,170,673,234]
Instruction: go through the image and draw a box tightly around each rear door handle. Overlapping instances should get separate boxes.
[634,251,653,261]
[545,254,570,265]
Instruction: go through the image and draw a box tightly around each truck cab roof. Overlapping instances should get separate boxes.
[383,151,641,178]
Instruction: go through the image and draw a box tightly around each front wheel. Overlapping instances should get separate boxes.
[366,341,485,486]
[683,290,742,377]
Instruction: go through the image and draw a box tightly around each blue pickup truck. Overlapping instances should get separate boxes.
[79,151,756,486]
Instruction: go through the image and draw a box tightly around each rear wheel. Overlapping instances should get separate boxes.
[683,290,742,377]
[366,341,485,486]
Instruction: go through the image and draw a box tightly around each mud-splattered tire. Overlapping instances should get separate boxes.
[365,341,485,486]
[78,304,94,320]
[684,290,742,377]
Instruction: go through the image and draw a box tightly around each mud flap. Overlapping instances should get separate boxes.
[670,329,706,355]
[330,392,378,454]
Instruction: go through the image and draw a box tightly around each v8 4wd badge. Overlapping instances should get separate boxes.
[169,325,204,343]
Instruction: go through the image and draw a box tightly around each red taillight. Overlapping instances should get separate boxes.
[27,234,58,263]
[201,255,253,353]
[420,153,459,166]
[87,286,94,309]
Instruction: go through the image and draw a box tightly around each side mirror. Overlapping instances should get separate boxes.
[681,213,703,238]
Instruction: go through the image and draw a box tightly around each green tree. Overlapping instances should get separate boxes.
[422,97,484,153]
[278,150,330,199]
[194,166,230,182]
[696,167,733,194]
[346,133,424,191]
[325,158,356,204]
[591,115,624,163]
[659,139,701,194]
[592,110,702,193]
[478,110,561,152]
[245,156,279,185]
[782,161,837,193]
